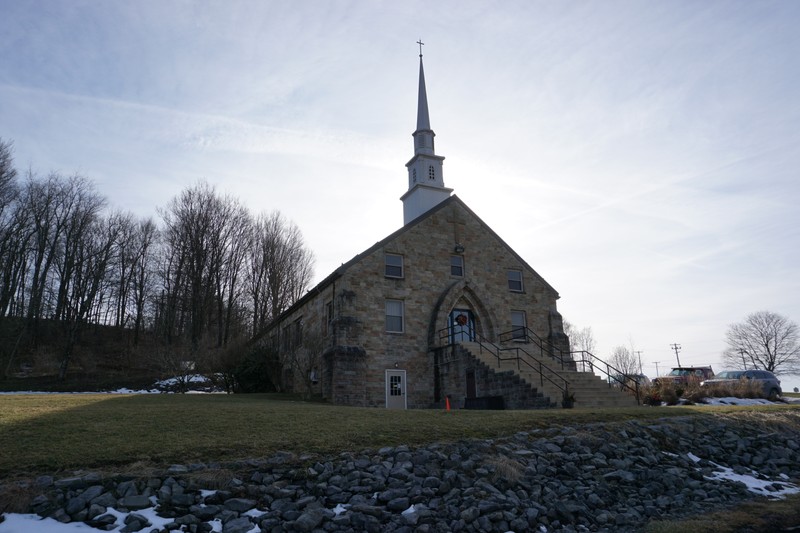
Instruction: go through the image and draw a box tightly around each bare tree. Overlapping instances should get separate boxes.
[246,211,314,336]
[723,311,800,375]
[207,196,250,347]
[58,213,120,379]
[158,182,218,351]
[130,218,158,345]
[563,320,597,355]
[157,182,279,356]
[608,345,639,376]
[0,139,23,318]
[0,138,17,218]
[52,175,106,322]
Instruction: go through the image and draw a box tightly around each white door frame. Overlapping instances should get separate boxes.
[385,369,408,409]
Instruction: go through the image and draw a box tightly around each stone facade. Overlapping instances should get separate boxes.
[261,196,568,409]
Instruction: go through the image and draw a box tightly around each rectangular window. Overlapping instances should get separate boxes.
[325,301,333,336]
[293,318,303,348]
[511,311,527,340]
[385,253,404,278]
[508,269,524,292]
[282,325,291,352]
[450,255,464,277]
[385,299,404,333]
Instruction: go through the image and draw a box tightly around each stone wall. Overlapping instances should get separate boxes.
[435,346,554,410]
[265,197,567,409]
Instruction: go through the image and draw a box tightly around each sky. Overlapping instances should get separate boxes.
[1,1,799,389]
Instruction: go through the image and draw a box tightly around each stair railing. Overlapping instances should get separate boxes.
[498,326,572,370]
[495,327,642,405]
[437,326,570,400]
[570,350,642,404]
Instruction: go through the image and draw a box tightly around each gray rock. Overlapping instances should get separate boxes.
[167,464,189,474]
[23,413,800,533]
[222,516,254,533]
[386,497,410,512]
[292,509,324,531]
[35,475,54,488]
[118,495,151,510]
[223,497,256,512]
[54,477,86,490]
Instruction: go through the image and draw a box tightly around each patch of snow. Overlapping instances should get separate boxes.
[153,374,210,387]
[0,514,96,532]
[703,397,774,406]
[332,503,349,516]
[704,463,800,499]
[0,504,175,533]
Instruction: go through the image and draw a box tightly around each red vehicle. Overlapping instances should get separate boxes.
[653,366,714,386]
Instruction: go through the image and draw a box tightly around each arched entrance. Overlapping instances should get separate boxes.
[427,280,499,347]
[448,307,475,342]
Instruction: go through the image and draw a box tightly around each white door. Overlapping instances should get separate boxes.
[385,370,407,409]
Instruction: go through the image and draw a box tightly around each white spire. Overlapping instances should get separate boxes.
[401,41,452,225]
[416,57,431,132]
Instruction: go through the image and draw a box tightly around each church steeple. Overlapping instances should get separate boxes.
[401,41,452,225]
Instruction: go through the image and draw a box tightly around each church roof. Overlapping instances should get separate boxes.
[257,195,560,337]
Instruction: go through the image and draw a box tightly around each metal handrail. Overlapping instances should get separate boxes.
[497,326,572,369]
[570,350,641,404]
[437,326,570,400]
[496,326,642,404]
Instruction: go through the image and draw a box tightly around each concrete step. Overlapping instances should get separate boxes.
[463,342,639,409]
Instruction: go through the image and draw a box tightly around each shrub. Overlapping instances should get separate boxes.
[231,345,282,393]
[652,381,680,405]
[702,379,764,400]
[681,383,706,404]
[639,384,662,406]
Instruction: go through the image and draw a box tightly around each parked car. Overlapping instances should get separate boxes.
[611,373,651,389]
[700,369,782,400]
[652,366,714,386]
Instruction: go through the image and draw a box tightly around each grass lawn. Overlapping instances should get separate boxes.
[1,393,798,477]
[2,394,799,532]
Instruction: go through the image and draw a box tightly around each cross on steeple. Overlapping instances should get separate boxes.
[417,39,424,58]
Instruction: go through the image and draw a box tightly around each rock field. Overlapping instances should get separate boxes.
[15,411,800,532]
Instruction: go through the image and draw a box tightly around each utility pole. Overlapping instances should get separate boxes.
[635,351,643,374]
[670,343,682,367]
[653,361,662,377]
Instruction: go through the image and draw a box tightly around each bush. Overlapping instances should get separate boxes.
[681,383,706,404]
[641,386,662,406]
[701,379,764,400]
[644,378,771,405]
[231,345,282,393]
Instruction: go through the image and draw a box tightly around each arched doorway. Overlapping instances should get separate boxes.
[448,307,476,343]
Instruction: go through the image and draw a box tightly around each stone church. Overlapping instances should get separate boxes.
[261,52,636,410]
